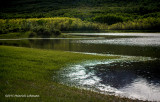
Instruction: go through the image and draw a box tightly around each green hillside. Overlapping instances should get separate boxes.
[0,0,160,31]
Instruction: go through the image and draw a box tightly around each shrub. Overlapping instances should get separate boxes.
[30,26,61,38]
[28,31,37,38]
[92,14,124,25]
[50,29,61,36]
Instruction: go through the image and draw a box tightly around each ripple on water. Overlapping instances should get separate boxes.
[74,37,160,47]
[54,56,160,101]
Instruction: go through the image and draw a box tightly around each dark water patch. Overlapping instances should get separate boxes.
[54,58,160,101]
[85,60,160,88]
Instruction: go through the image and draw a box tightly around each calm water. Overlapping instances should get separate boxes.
[1,33,160,101]
[1,33,160,57]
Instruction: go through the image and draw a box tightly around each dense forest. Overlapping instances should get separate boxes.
[0,0,160,31]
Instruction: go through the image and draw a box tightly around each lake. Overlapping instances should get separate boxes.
[0,33,160,101]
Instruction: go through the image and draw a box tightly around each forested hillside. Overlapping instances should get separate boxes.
[0,0,160,30]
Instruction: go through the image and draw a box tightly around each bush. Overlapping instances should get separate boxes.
[50,29,61,36]
[32,27,50,35]
[92,14,124,25]
[30,26,61,38]
[28,31,37,38]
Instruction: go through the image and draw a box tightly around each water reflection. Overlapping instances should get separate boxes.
[54,58,160,101]
[0,38,160,58]
[120,78,160,101]
[1,33,160,57]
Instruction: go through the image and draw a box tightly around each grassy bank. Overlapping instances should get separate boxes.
[0,46,139,102]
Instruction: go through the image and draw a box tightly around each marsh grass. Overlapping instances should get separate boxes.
[0,46,140,102]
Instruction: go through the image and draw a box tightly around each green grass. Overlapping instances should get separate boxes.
[0,46,139,102]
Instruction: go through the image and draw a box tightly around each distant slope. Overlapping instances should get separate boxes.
[0,0,160,27]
